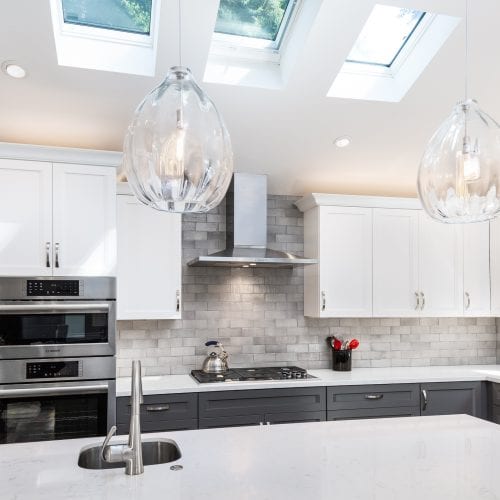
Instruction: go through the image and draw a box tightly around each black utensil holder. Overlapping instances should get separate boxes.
[332,349,352,371]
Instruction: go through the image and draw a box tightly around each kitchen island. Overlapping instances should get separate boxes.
[2,415,500,500]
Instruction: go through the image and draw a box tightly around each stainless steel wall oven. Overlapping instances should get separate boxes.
[0,277,116,444]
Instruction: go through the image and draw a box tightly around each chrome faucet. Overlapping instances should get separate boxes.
[101,360,144,475]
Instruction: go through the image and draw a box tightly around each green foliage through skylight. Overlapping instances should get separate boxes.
[215,0,291,41]
[62,0,152,35]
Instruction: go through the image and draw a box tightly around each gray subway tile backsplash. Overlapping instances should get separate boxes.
[116,195,499,377]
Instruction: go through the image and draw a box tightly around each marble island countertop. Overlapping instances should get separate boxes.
[2,414,500,500]
[116,364,500,396]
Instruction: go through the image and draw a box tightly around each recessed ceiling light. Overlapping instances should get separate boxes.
[2,61,27,79]
[334,136,351,148]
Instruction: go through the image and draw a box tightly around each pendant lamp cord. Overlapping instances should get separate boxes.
[178,0,182,67]
[464,0,468,102]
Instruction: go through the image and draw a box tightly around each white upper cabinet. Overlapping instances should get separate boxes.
[418,213,463,317]
[117,193,182,320]
[298,193,493,318]
[0,159,53,276]
[304,205,372,317]
[0,152,117,278]
[463,222,490,316]
[372,209,419,317]
[52,164,116,276]
[490,217,500,315]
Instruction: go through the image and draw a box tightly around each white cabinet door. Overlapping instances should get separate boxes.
[116,194,182,320]
[418,213,463,316]
[373,209,419,317]
[491,218,500,315]
[319,206,372,317]
[52,164,116,276]
[463,222,490,316]
[0,159,53,276]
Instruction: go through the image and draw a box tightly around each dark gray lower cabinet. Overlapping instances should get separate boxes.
[328,407,420,421]
[198,387,326,429]
[115,381,488,432]
[420,382,485,418]
[326,384,420,420]
[116,392,198,434]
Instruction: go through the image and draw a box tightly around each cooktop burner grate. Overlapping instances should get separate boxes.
[190,366,316,383]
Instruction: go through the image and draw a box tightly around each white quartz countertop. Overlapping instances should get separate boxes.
[3,415,500,500]
[116,365,500,396]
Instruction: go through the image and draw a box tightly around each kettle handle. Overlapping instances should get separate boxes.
[205,340,228,362]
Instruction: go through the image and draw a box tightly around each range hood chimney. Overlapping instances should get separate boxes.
[187,173,318,268]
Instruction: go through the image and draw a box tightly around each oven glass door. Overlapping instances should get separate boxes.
[0,306,109,347]
[0,391,107,443]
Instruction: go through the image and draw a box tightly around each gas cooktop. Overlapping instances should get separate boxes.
[191,366,316,383]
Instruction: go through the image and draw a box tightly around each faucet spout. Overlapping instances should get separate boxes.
[101,360,144,475]
[127,360,144,475]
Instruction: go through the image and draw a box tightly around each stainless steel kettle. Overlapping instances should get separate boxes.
[201,341,229,373]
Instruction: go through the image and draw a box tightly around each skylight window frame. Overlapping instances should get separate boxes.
[211,0,301,63]
[345,10,426,68]
[342,12,436,79]
[54,0,158,48]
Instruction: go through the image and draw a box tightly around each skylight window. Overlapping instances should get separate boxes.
[214,0,298,50]
[50,0,160,76]
[346,6,425,67]
[61,0,152,35]
[327,5,460,102]
[204,0,319,90]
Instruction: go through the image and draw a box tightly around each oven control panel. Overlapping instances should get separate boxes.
[26,361,82,379]
[27,280,81,297]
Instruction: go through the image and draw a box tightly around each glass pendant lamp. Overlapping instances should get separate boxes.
[417,1,500,223]
[123,2,233,213]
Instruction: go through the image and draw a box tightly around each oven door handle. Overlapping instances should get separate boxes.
[0,303,110,313]
[0,383,109,398]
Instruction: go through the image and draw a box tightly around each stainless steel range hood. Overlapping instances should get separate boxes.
[188,173,318,268]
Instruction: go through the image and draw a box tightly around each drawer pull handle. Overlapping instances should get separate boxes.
[414,291,420,310]
[45,242,51,267]
[422,389,428,411]
[146,405,170,412]
[55,242,60,268]
[364,394,383,400]
[321,291,326,311]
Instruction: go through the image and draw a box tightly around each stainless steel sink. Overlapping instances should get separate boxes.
[78,439,181,470]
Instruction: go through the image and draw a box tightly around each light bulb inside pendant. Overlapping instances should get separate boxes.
[457,137,480,182]
[161,109,186,180]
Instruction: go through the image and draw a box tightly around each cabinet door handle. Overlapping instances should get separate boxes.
[45,242,51,268]
[54,242,60,268]
[422,389,428,411]
[465,292,471,310]
[321,291,326,311]
[364,394,383,400]
[414,292,420,310]
[145,405,170,412]
[176,290,180,312]
[420,292,425,311]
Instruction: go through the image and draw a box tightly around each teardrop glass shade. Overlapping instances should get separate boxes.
[417,99,500,223]
[123,66,233,213]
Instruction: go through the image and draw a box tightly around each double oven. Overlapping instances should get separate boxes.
[0,277,116,444]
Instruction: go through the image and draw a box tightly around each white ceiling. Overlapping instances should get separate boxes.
[0,0,498,196]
